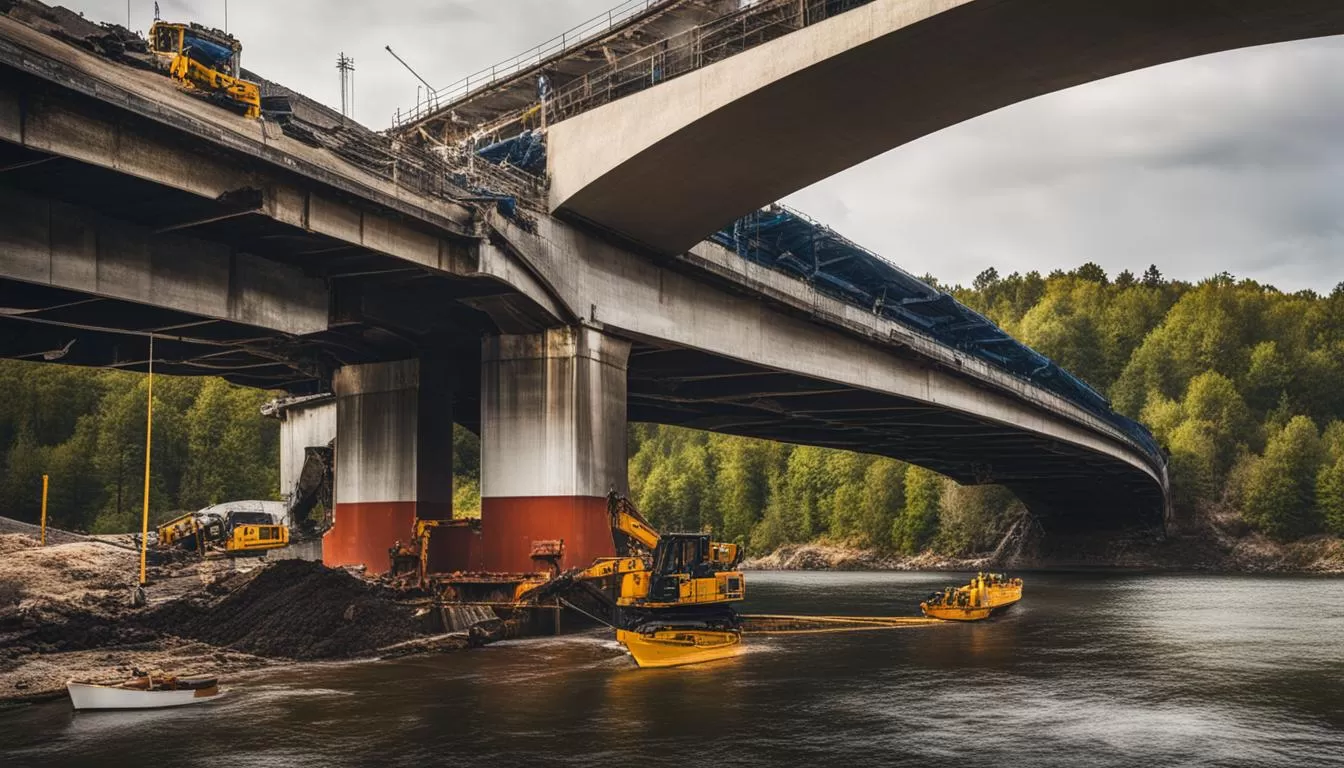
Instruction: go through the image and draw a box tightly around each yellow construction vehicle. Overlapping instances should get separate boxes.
[155,507,289,557]
[530,492,747,668]
[147,20,260,119]
[225,519,289,553]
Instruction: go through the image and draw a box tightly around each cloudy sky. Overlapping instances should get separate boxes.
[65,1,1344,292]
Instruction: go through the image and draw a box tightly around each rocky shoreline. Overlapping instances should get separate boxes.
[741,527,1344,574]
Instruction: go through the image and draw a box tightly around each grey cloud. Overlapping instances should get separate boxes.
[788,36,1344,292]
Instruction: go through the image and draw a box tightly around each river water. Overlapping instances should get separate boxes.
[2,571,1342,767]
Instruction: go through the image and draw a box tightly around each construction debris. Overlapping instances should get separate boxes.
[145,560,433,660]
[0,533,491,702]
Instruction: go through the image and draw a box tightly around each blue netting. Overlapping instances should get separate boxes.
[713,206,1163,467]
[476,131,547,176]
[183,32,234,72]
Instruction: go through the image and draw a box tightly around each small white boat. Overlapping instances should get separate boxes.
[67,675,222,710]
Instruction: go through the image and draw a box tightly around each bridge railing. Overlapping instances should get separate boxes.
[290,117,546,209]
[392,0,669,129]
[461,0,878,144]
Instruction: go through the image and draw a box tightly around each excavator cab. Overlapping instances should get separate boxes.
[147,21,261,118]
[647,533,745,604]
[151,23,241,77]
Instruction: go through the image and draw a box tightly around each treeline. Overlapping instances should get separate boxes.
[0,363,278,534]
[628,267,1344,552]
[4,267,1341,553]
[628,425,1020,556]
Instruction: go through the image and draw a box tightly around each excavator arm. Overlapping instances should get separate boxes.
[607,492,660,554]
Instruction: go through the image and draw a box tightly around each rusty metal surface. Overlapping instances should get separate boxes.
[324,501,417,574]
[480,496,615,573]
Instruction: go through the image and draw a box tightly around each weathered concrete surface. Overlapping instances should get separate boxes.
[277,397,337,507]
[273,395,335,563]
[328,360,455,573]
[0,186,328,335]
[0,14,479,270]
[489,212,1166,522]
[480,327,630,572]
[549,0,1344,253]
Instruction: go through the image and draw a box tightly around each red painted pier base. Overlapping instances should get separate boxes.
[481,496,615,573]
[325,501,416,573]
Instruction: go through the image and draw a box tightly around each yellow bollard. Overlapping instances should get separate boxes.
[40,474,48,545]
[138,335,154,587]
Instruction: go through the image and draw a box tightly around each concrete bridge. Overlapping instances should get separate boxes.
[0,1,1198,574]
[541,0,1344,254]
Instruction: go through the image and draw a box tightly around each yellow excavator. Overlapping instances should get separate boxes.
[147,20,260,119]
[528,492,747,668]
[156,508,289,557]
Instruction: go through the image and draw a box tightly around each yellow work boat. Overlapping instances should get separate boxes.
[920,573,1023,622]
[616,627,743,668]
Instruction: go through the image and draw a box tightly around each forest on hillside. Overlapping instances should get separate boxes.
[628,266,1344,555]
[2,265,1342,555]
[0,367,280,534]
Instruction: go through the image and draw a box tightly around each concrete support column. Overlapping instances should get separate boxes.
[480,326,630,573]
[326,359,454,574]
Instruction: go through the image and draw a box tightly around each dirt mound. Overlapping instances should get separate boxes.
[0,533,39,556]
[0,537,136,603]
[148,560,427,660]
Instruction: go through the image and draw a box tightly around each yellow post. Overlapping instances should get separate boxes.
[138,335,154,586]
[40,474,49,545]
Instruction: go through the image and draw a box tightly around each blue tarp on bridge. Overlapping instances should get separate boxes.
[711,206,1163,466]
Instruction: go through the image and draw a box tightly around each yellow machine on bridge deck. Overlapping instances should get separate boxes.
[147,20,260,119]
[919,573,1023,621]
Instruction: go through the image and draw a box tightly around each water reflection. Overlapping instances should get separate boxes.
[1,571,1341,768]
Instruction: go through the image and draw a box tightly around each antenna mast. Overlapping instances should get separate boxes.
[336,52,356,119]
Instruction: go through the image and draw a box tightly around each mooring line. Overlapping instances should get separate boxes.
[558,597,617,629]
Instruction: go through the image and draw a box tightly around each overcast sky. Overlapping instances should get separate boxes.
[65,1,1344,293]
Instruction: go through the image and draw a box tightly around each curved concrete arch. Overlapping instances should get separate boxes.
[548,0,1344,254]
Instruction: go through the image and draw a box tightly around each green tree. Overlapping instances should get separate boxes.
[891,466,942,554]
[857,459,905,549]
[1318,456,1344,535]
[935,483,1019,556]
[1243,416,1325,540]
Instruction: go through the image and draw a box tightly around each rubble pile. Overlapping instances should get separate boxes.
[147,560,428,660]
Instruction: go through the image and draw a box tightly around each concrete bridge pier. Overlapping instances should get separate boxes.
[326,359,455,574]
[480,326,630,572]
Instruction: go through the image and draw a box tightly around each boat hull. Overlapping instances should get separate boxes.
[920,582,1023,622]
[920,604,993,621]
[67,682,220,710]
[616,628,743,668]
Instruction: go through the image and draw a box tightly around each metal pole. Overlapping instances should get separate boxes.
[138,335,154,586]
[385,45,436,95]
[40,474,48,546]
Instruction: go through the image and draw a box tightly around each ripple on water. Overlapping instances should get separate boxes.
[2,572,1342,768]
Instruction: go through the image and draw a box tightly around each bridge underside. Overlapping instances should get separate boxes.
[549,0,1344,254]
[626,342,1163,529]
[0,125,504,415]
